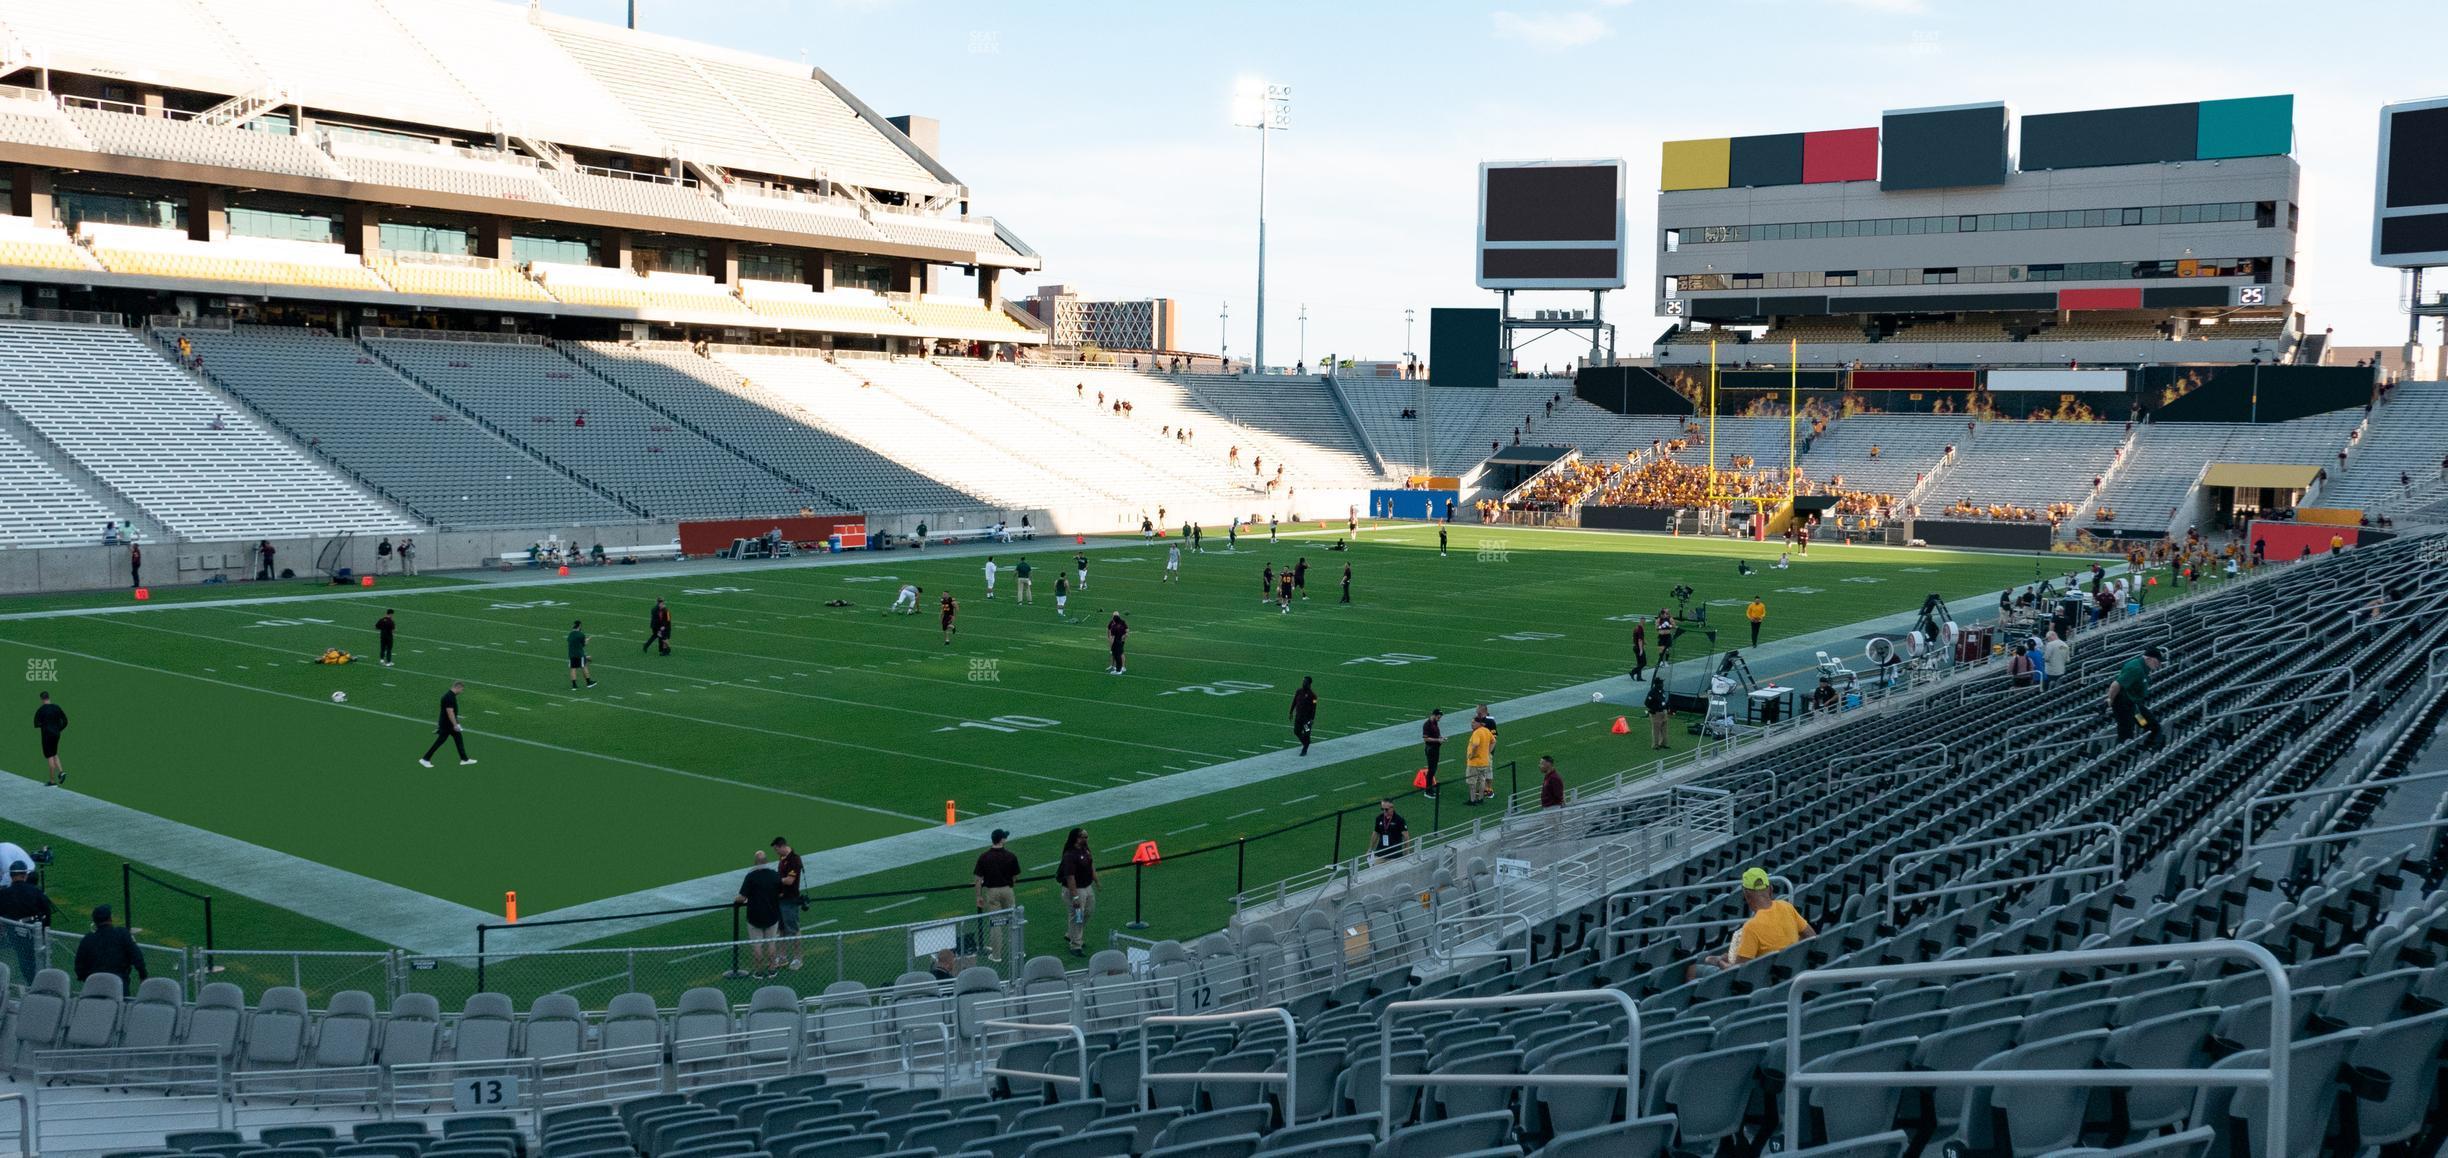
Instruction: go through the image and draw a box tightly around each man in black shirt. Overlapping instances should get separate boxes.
[1438,524,1448,557]
[1340,562,1352,604]
[1289,677,1319,756]
[375,609,397,667]
[0,863,54,981]
[419,681,473,767]
[734,850,784,979]
[1106,613,1129,675]
[34,691,67,787]
[644,599,672,656]
[973,828,1022,962]
[770,836,804,971]
[73,905,147,986]
[568,620,596,689]
[1057,828,1097,957]
[1372,798,1409,860]
[1293,557,1310,599]
[1420,708,1444,796]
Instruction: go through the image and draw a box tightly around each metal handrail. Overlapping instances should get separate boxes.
[2204,665,2355,723]
[981,1019,1088,1094]
[1883,822,2124,925]
[2211,620,2309,658]
[1781,942,2290,1154]
[2430,644,2448,687]
[1137,1008,1299,1119]
[1602,874,1798,955]
[1432,913,1533,966]
[1378,990,1640,1140]
[0,1092,27,1158]
[2241,766,2448,859]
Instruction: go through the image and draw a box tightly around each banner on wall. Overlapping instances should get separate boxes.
[1985,369,2130,393]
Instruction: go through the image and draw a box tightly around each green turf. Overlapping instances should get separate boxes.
[0,525,2058,944]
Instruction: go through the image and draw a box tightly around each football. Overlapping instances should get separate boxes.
[330,691,348,703]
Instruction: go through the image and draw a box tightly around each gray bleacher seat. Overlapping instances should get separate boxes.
[744,985,803,1062]
[0,322,415,539]
[64,970,125,1048]
[452,993,516,1062]
[310,990,377,1068]
[523,993,586,1060]
[1529,1115,1676,1158]
[1145,1135,1261,1158]
[5,967,70,1065]
[2034,1125,2215,1157]
[601,991,664,1056]
[123,976,186,1049]
[377,993,440,1066]
[673,986,736,1065]
[1021,1127,1137,1158]
[1783,1132,1910,1158]
[1367,1110,1511,1158]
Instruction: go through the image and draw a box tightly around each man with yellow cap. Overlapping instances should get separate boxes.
[1696,867,1813,975]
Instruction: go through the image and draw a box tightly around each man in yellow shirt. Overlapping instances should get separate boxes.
[1745,597,1767,647]
[1464,717,1497,806]
[1698,867,1813,974]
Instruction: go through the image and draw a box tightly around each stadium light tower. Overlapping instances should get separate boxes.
[1233,78,1290,375]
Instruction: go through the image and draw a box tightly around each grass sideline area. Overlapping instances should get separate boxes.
[1,523,2088,996]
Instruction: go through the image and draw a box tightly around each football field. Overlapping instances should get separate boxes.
[0,523,2062,982]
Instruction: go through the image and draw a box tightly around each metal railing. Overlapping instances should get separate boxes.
[1781,942,2291,1154]
[1882,822,2124,925]
[1430,914,1533,967]
[1137,1008,1298,1118]
[1602,874,1797,955]
[1378,990,1640,1140]
[0,1093,25,1158]
[2240,766,2448,860]
[2204,665,2354,723]
[982,1020,1088,1097]
[29,1047,231,1154]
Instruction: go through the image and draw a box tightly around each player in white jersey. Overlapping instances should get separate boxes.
[1164,545,1181,582]
[889,583,921,614]
[983,557,998,598]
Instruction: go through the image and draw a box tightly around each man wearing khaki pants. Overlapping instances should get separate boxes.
[1057,828,1097,958]
[972,828,1021,963]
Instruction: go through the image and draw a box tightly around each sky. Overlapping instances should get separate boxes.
[544,0,2448,367]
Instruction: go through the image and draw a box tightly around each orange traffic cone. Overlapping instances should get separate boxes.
[557,565,569,577]
[1610,717,1631,735]
[1076,534,1087,545]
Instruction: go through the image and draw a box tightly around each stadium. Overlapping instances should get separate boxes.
[0,2,2445,1156]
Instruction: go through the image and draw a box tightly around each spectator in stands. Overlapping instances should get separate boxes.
[102,520,118,546]
[1811,677,1840,715]
[2009,642,2037,688]
[2107,646,2165,746]
[735,850,784,979]
[72,905,146,986]
[1539,755,1564,808]
[1371,798,1410,861]
[972,829,1021,963]
[0,862,52,982]
[2040,629,2068,687]
[1693,868,1813,977]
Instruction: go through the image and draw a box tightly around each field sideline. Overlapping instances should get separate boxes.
[0,523,2066,966]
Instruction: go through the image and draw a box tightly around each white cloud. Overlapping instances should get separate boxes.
[1491,9,1613,50]
[1836,0,1928,12]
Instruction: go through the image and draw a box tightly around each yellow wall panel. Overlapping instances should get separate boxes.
[1660,138,1731,191]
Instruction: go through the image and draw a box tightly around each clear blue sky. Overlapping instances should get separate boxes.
[548,0,2444,365]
